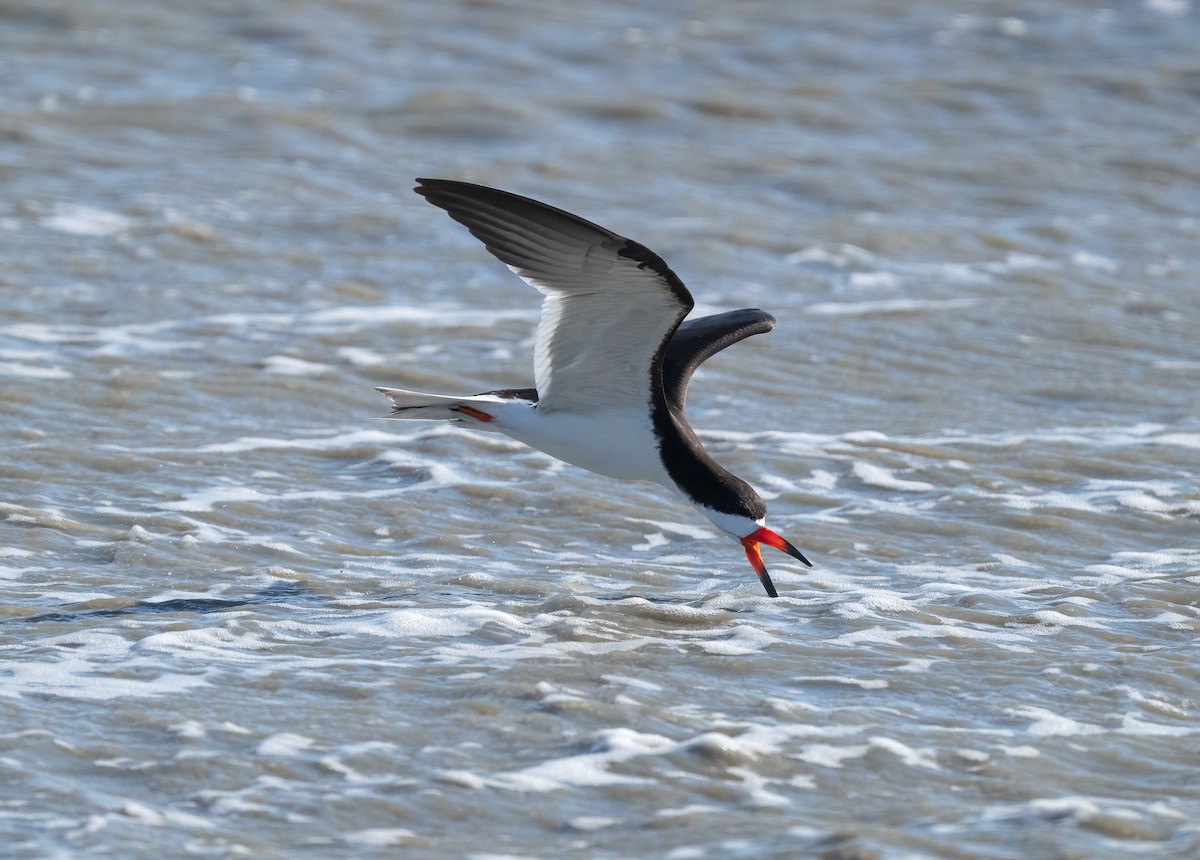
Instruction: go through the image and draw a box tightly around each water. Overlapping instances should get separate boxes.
[2,1,1198,857]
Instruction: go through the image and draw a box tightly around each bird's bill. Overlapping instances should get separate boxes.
[739,526,813,598]
[740,539,779,598]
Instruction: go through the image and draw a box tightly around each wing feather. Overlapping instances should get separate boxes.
[662,309,776,412]
[416,178,694,413]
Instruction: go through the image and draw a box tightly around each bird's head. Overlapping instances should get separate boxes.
[699,509,812,598]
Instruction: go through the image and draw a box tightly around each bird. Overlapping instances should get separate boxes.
[377,178,812,597]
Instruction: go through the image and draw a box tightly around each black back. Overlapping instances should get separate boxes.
[414,178,779,521]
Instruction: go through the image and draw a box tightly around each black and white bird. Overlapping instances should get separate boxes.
[378,179,812,597]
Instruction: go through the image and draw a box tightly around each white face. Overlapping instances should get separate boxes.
[694,506,765,541]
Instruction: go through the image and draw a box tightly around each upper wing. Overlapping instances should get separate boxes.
[415,178,694,413]
[661,309,776,412]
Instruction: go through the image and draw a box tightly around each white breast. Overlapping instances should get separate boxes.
[488,401,672,486]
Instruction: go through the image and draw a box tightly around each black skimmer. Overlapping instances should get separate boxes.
[378,179,812,597]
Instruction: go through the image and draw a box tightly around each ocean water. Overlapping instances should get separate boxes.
[1,1,1198,857]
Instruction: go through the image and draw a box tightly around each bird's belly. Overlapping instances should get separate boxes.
[493,405,669,484]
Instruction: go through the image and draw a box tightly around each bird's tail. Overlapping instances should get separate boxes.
[375,387,502,427]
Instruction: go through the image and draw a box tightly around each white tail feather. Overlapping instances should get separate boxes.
[375,387,500,425]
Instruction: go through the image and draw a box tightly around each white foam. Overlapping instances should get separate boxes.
[840,589,920,616]
[785,243,875,267]
[336,606,530,640]
[806,298,977,316]
[993,553,1037,569]
[1028,610,1106,629]
[336,346,388,366]
[1071,250,1118,271]
[121,801,165,824]
[1029,796,1102,818]
[847,271,900,290]
[500,728,676,791]
[257,733,316,756]
[41,203,132,236]
[198,428,427,454]
[955,748,990,763]
[159,486,268,512]
[1117,713,1192,737]
[834,624,1036,650]
[568,816,618,831]
[868,736,940,770]
[632,532,669,551]
[1084,548,1200,582]
[305,304,535,327]
[0,631,211,700]
[798,743,870,768]
[601,674,663,692]
[624,517,715,541]
[795,675,888,689]
[1117,686,1189,718]
[852,462,935,492]
[1118,490,1196,514]
[170,720,207,739]
[438,770,488,789]
[805,469,839,490]
[1147,0,1191,18]
[1007,707,1103,738]
[158,462,470,512]
[1,322,91,343]
[0,361,71,379]
[697,625,777,656]
[262,355,332,376]
[1001,490,1103,513]
[655,804,724,819]
[729,765,790,808]
[91,323,202,357]
[345,829,417,847]
[686,724,777,758]
[1148,431,1200,448]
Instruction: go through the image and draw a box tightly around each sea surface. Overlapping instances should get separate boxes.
[2,1,1198,858]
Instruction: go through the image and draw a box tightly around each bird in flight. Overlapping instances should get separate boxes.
[378,179,811,597]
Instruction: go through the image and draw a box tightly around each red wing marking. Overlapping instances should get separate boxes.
[453,405,494,423]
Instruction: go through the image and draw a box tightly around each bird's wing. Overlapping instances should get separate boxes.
[415,178,694,413]
[661,309,776,412]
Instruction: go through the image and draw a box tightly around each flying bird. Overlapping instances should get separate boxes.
[378,179,811,597]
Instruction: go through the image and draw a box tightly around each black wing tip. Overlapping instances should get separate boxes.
[734,307,777,332]
[414,177,470,203]
[414,177,496,207]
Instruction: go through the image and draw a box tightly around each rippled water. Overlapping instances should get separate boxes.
[2,1,1198,857]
